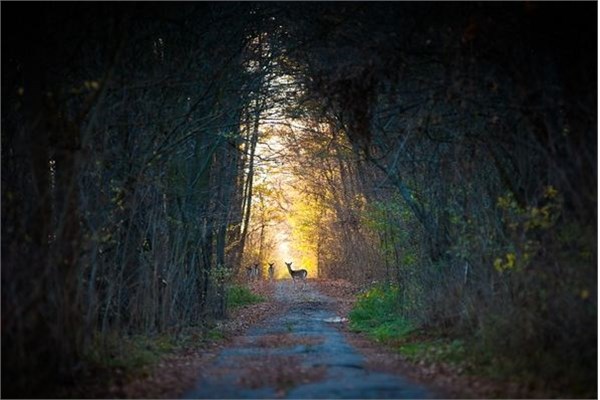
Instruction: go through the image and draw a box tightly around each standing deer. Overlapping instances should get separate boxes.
[268,263,275,281]
[245,265,253,280]
[285,262,307,287]
[252,263,260,280]
[246,263,260,281]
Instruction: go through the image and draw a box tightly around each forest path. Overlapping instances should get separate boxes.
[182,280,432,399]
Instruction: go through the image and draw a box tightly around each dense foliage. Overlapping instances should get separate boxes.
[2,3,278,396]
[275,3,597,395]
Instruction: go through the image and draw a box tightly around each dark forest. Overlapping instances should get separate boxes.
[1,2,597,398]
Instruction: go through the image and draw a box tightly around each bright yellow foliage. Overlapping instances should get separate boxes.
[494,186,563,273]
[494,252,517,272]
[544,185,558,199]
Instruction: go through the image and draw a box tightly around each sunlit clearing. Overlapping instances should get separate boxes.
[274,231,292,279]
[243,68,321,280]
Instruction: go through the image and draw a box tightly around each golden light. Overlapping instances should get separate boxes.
[274,230,293,279]
[246,70,321,280]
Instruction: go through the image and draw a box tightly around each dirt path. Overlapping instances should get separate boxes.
[182,280,432,399]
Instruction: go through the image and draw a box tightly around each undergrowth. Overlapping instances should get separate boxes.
[82,284,263,381]
[85,332,178,376]
[83,325,227,384]
[349,286,481,382]
[348,284,596,398]
[227,284,264,309]
[349,285,414,342]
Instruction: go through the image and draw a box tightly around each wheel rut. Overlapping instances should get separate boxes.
[182,280,431,399]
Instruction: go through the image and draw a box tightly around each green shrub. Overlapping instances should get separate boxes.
[349,285,414,342]
[227,285,264,309]
[350,286,470,371]
[85,332,177,373]
[398,339,468,366]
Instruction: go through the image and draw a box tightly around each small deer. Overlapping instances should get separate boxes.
[268,262,275,281]
[253,263,260,280]
[245,264,260,280]
[285,262,307,287]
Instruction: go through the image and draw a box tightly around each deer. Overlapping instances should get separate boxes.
[245,263,260,281]
[285,262,307,287]
[268,262,275,281]
[253,263,260,280]
[245,265,253,280]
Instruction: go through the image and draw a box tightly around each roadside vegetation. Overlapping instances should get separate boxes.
[85,283,264,375]
[227,284,266,309]
[349,285,594,397]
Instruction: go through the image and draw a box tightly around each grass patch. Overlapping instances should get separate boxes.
[85,332,177,374]
[398,338,469,366]
[348,285,594,397]
[227,284,264,309]
[349,285,414,342]
[84,325,227,379]
[206,327,225,341]
[349,285,470,369]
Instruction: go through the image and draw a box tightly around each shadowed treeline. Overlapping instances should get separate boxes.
[274,3,596,396]
[2,3,275,396]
